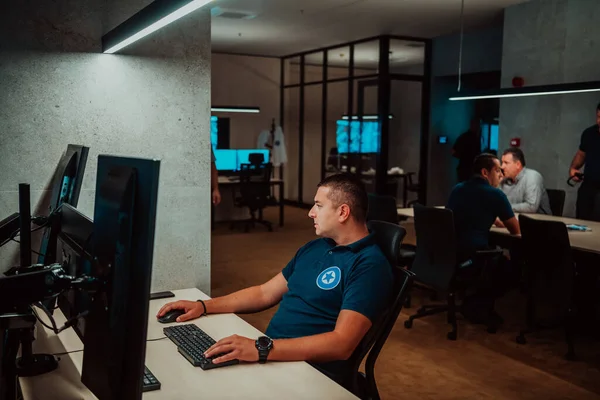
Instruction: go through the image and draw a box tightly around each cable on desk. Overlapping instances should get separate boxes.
[147,336,167,342]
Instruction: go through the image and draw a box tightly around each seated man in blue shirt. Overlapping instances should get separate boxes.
[157,173,393,382]
[447,153,520,255]
[446,153,520,324]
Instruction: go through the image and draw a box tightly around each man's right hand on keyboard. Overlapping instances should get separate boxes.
[157,301,203,322]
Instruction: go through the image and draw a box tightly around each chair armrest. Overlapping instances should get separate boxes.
[473,248,503,258]
[457,248,503,268]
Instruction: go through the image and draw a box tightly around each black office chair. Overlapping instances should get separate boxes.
[517,214,576,360]
[231,162,274,232]
[546,189,566,217]
[248,152,265,165]
[365,194,435,307]
[404,204,502,340]
[342,220,415,400]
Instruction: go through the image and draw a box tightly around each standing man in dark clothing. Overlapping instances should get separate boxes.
[570,103,600,221]
[453,118,482,182]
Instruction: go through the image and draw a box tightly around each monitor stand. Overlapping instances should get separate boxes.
[0,311,58,400]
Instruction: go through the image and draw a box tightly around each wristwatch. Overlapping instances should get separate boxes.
[255,336,273,364]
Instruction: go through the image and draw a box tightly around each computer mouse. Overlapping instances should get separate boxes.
[158,309,185,324]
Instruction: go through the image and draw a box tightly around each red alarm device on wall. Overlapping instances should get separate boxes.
[510,138,521,147]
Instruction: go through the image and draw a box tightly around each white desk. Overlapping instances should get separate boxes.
[20,288,358,400]
[397,207,600,254]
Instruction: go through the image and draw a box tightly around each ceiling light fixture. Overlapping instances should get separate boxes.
[102,0,213,54]
[211,107,260,113]
[449,81,600,100]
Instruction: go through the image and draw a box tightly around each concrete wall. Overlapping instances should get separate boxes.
[0,0,213,293]
[500,0,600,217]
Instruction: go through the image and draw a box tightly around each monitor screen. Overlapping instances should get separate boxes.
[214,149,238,171]
[237,149,269,168]
[336,120,380,153]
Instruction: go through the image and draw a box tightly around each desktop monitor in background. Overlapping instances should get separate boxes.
[38,144,89,266]
[237,149,269,168]
[81,155,160,400]
[336,120,380,153]
[214,149,238,171]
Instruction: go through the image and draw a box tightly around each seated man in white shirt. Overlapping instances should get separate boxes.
[500,147,551,214]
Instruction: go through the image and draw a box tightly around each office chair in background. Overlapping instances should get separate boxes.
[365,194,437,307]
[230,162,274,232]
[517,214,576,360]
[343,220,415,400]
[404,204,502,340]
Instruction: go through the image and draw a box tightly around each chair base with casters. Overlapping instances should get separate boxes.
[404,249,505,340]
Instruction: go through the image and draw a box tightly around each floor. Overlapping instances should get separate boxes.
[211,206,600,400]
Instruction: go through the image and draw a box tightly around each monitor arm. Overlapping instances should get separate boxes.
[0,263,103,400]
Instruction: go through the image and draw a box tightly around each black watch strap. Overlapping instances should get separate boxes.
[258,349,269,364]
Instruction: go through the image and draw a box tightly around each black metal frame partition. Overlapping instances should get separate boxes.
[280,34,432,207]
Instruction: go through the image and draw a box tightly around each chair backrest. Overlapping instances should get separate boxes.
[366,193,399,224]
[343,221,412,398]
[248,152,265,165]
[518,215,575,312]
[238,163,272,210]
[411,204,458,291]
[366,220,406,266]
[546,189,566,217]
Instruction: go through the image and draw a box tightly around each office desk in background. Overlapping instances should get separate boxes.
[214,177,285,227]
[397,207,600,254]
[20,288,357,400]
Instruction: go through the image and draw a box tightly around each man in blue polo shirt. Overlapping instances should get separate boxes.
[158,173,393,382]
[447,153,520,255]
[446,153,520,324]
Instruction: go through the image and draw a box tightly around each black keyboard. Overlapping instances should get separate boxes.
[163,324,239,370]
[142,365,161,392]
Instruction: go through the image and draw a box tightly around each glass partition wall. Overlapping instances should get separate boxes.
[281,35,431,207]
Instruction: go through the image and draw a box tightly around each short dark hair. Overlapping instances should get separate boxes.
[597,102,600,112]
[317,173,368,222]
[502,147,526,167]
[472,153,499,175]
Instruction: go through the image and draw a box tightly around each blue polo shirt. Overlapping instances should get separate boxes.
[265,232,393,378]
[446,177,514,255]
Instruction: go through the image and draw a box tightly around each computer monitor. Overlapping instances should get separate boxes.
[38,144,89,266]
[80,155,160,400]
[237,149,269,168]
[336,120,380,153]
[214,149,238,171]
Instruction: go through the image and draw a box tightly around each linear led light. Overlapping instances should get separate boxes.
[211,107,260,114]
[102,0,213,54]
[449,81,600,101]
[342,115,393,120]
